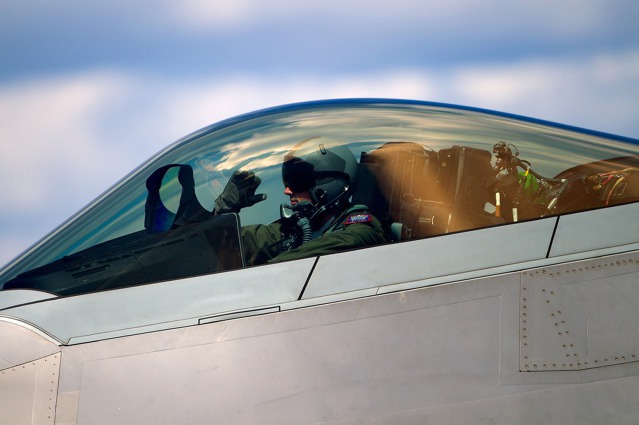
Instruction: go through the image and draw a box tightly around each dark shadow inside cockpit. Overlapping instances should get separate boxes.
[3,164,244,296]
[552,155,639,212]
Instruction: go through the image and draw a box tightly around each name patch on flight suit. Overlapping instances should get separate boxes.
[343,213,374,226]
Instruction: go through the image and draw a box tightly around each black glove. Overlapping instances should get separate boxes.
[214,170,267,214]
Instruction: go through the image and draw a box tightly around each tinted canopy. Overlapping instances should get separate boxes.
[1,99,638,296]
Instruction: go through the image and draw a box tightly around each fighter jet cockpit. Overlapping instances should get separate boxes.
[1,101,638,298]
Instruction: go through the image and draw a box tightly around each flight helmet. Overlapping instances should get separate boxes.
[282,137,358,210]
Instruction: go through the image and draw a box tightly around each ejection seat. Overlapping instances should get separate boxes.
[353,142,498,241]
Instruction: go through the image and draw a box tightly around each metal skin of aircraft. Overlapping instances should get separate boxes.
[1,99,638,425]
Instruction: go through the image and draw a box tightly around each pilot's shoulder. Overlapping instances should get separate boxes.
[334,205,388,242]
[336,205,385,238]
[339,204,375,225]
[343,212,375,225]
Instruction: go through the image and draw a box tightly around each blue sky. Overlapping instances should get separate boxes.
[1,0,639,267]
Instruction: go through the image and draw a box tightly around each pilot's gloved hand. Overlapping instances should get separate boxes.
[214,170,267,214]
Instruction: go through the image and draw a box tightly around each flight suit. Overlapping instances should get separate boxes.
[241,205,387,266]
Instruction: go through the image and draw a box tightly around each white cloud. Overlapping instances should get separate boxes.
[159,0,255,31]
[0,72,136,210]
[451,50,639,134]
[158,0,621,40]
[156,70,439,134]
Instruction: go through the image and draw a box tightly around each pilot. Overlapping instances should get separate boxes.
[213,137,388,265]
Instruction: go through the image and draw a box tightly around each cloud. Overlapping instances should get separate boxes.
[0,71,135,210]
[3,0,634,48]
[164,0,611,36]
[451,50,639,134]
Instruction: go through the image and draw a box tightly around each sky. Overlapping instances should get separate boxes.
[1,0,639,268]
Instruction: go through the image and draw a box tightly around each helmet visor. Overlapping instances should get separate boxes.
[282,156,316,193]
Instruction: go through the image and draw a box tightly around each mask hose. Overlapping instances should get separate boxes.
[296,216,313,245]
